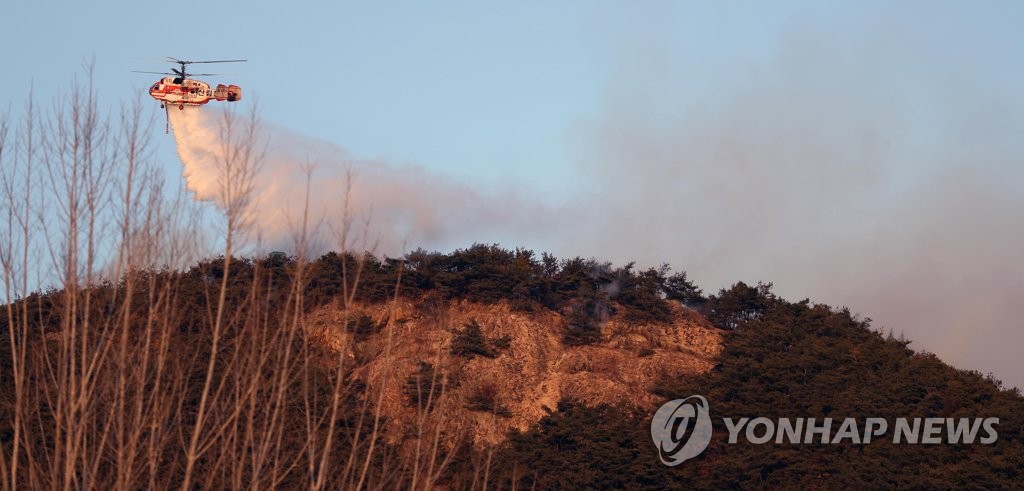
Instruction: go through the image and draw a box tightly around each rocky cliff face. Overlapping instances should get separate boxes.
[305,299,722,449]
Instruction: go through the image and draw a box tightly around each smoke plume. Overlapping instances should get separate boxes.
[168,106,556,255]
[564,7,1024,389]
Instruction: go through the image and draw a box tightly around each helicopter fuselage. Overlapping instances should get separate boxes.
[148,77,242,109]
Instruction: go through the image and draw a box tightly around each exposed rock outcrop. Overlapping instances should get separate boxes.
[305,299,722,449]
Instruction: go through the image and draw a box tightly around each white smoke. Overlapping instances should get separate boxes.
[167,106,557,255]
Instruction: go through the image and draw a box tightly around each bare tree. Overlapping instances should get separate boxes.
[1,67,467,491]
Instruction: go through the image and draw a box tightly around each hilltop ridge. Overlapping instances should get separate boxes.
[2,244,1022,488]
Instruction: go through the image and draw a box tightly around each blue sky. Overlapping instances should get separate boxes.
[10,0,1016,185]
[3,0,813,184]
[4,1,1024,388]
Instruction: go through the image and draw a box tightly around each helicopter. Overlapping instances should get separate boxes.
[133,57,246,133]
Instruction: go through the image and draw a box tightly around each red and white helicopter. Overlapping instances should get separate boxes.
[134,57,246,132]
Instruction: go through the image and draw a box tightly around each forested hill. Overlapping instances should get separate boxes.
[1,244,1021,488]
[496,287,1024,488]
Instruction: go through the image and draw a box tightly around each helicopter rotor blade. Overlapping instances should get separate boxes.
[131,71,174,75]
[144,58,246,79]
[165,57,246,64]
[183,59,247,64]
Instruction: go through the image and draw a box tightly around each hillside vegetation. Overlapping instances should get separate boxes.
[492,282,1024,489]
[2,245,1021,488]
